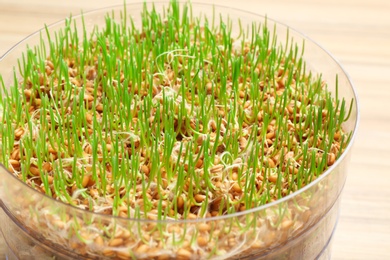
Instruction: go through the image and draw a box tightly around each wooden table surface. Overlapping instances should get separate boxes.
[0,0,389,259]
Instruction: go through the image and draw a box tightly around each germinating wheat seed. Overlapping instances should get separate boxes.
[0,1,353,259]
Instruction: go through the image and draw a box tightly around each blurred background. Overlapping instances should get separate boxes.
[0,0,389,259]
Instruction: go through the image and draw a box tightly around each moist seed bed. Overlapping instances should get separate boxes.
[0,1,353,259]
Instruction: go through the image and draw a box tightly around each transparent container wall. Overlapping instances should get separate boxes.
[0,2,358,259]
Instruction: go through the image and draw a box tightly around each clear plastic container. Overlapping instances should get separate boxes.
[0,2,358,259]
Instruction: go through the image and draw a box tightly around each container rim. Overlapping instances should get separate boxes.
[0,1,360,224]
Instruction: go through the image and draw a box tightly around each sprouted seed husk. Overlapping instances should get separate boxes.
[0,0,353,259]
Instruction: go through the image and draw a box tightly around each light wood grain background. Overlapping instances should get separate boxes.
[1,0,389,259]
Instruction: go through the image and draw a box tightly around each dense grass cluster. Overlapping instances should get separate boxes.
[0,1,352,224]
